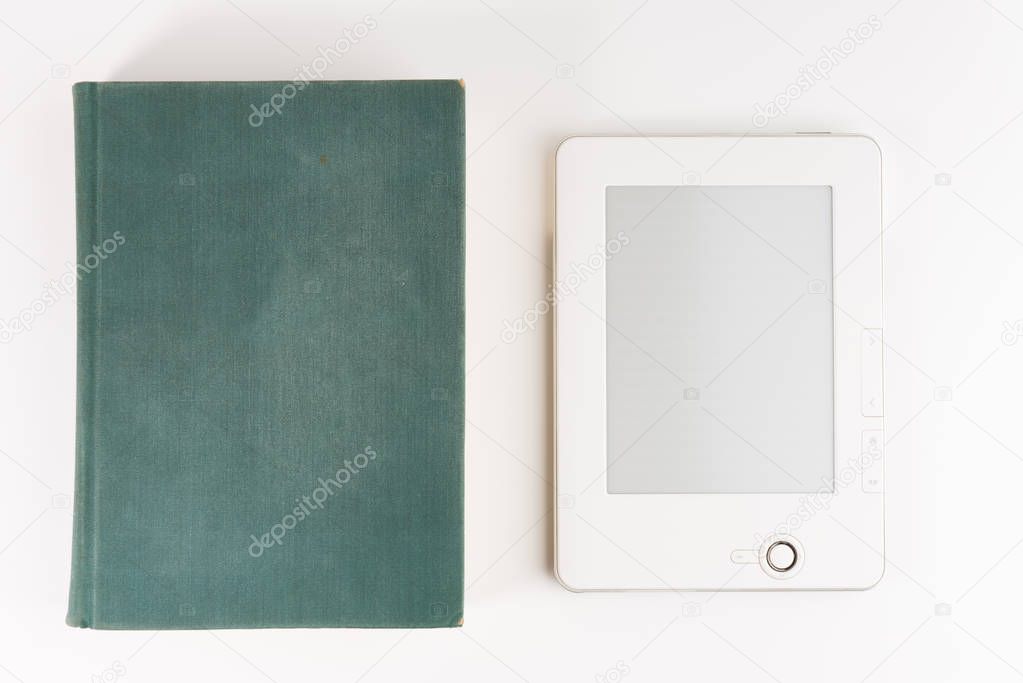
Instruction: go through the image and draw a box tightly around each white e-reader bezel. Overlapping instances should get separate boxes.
[555,135,883,591]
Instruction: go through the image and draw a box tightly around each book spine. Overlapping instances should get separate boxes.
[67,82,99,628]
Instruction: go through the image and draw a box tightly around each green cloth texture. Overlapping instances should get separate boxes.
[68,80,465,629]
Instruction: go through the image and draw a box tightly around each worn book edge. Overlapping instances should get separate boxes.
[67,81,99,628]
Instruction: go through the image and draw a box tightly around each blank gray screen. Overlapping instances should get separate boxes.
[605,186,835,494]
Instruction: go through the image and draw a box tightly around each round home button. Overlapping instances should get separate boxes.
[758,534,803,579]
[766,541,797,572]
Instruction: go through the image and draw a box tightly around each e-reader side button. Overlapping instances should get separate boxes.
[861,329,884,417]
[861,429,884,493]
[730,549,758,564]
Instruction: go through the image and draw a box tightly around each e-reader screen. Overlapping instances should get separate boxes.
[605,185,835,494]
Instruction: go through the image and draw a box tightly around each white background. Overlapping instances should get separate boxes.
[1,0,1022,681]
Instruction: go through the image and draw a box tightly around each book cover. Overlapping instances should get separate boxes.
[68,80,465,629]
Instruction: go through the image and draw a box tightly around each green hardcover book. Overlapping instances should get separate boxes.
[68,80,465,629]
